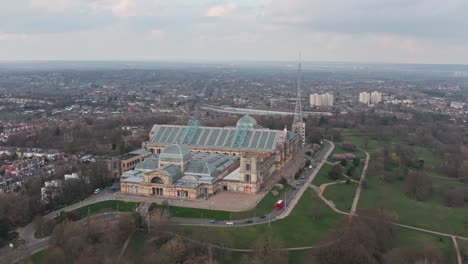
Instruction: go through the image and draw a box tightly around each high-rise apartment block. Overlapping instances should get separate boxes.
[359,91,382,104]
[310,93,334,107]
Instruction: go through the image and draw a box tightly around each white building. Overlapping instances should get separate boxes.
[371,91,383,104]
[310,93,333,107]
[41,180,62,204]
[359,92,370,104]
[64,173,79,181]
[359,92,382,105]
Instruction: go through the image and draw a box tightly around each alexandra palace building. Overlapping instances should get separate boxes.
[120,115,301,199]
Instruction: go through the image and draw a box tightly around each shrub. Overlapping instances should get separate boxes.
[353,158,361,167]
[342,141,357,151]
[340,159,348,166]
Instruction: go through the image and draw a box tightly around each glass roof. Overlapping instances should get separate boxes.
[159,144,191,163]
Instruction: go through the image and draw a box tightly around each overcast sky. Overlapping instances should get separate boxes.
[1,0,468,64]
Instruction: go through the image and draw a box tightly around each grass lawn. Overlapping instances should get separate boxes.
[30,250,44,264]
[75,200,140,219]
[311,163,335,186]
[359,172,468,237]
[341,135,381,152]
[154,186,291,221]
[457,238,468,261]
[391,227,456,264]
[322,182,358,213]
[177,189,343,249]
[412,145,442,172]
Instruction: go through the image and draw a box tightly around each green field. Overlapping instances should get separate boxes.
[153,186,291,221]
[75,200,140,218]
[322,182,358,213]
[30,251,44,264]
[412,145,442,171]
[341,135,381,152]
[178,189,343,249]
[391,227,456,264]
[359,171,468,237]
[311,163,335,186]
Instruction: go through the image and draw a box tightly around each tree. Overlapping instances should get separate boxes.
[340,159,348,167]
[0,193,31,226]
[328,164,343,180]
[353,158,361,167]
[342,141,357,151]
[33,215,45,239]
[0,218,10,245]
[405,172,432,201]
[347,166,356,178]
[316,208,395,264]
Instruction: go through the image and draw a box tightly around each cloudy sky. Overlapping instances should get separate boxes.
[1,0,468,63]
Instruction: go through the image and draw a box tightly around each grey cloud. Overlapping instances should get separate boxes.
[261,0,468,39]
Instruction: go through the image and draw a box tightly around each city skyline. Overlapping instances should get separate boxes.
[1,0,468,64]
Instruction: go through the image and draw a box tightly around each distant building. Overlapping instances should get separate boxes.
[64,173,79,181]
[359,92,382,104]
[450,102,465,109]
[359,92,370,104]
[310,93,333,107]
[371,91,383,104]
[41,180,62,204]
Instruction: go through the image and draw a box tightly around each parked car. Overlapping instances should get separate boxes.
[225,221,234,225]
[94,188,101,194]
[210,219,217,224]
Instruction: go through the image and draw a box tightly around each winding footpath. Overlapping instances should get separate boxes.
[350,149,370,216]
[313,148,466,264]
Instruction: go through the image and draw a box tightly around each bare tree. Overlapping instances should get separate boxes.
[405,172,432,201]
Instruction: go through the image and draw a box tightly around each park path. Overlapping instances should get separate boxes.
[452,236,463,264]
[350,150,370,215]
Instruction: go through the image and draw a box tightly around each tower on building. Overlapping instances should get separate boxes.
[292,54,306,147]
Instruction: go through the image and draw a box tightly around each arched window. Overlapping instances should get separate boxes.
[151,177,164,184]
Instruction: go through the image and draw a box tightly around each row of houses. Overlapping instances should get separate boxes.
[0,147,63,159]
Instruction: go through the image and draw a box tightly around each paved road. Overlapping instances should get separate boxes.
[452,236,463,264]
[350,149,370,215]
